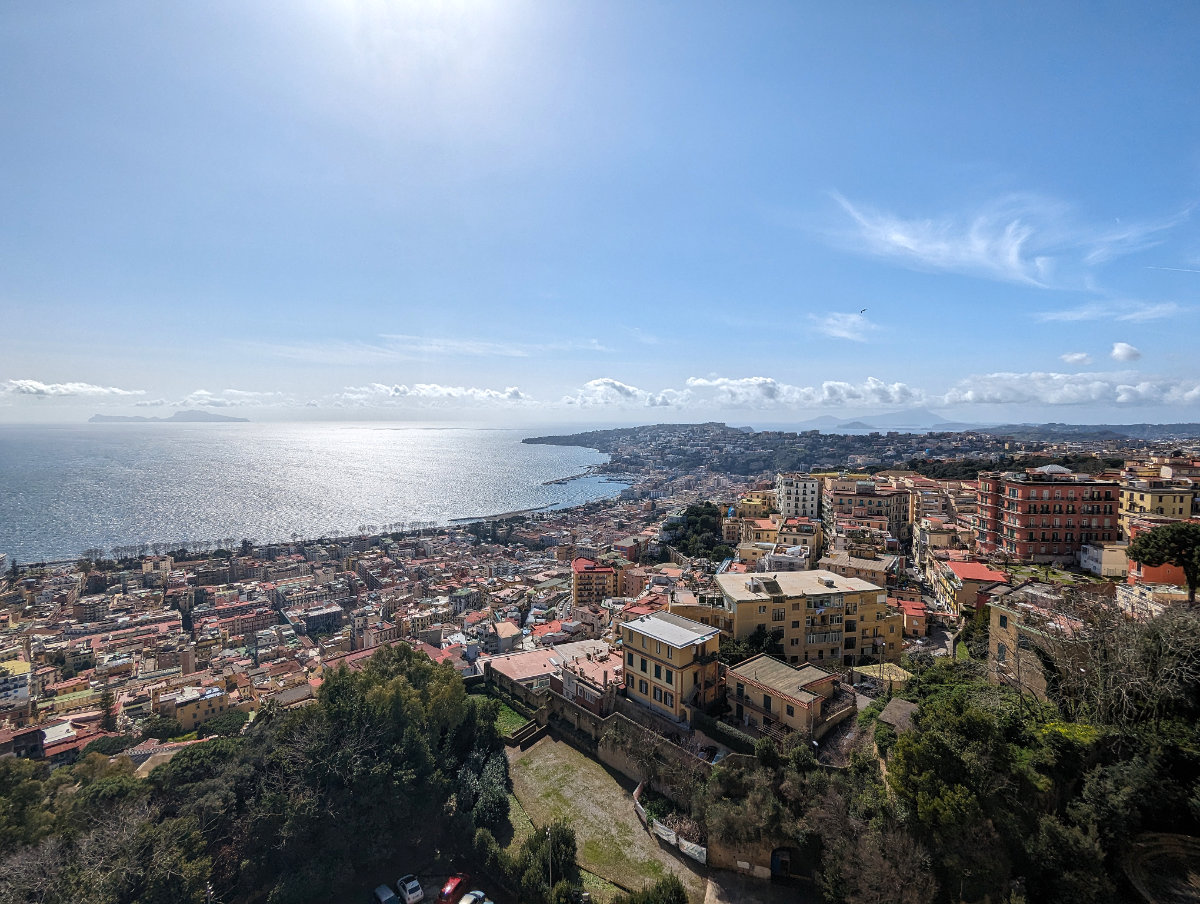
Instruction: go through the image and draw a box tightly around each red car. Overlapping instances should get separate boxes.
[436,875,469,903]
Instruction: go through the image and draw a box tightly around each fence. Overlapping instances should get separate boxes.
[633,782,707,865]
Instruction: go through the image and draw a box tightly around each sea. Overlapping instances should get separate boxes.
[0,423,625,563]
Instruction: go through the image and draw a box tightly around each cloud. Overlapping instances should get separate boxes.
[561,378,689,408]
[1060,352,1093,365]
[1036,300,1180,322]
[1111,342,1142,361]
[174,389,293,408]
[940,370,1200,406]
[810,312,878,342]
[0,379,145,398]
[832,192,1188,287]
[337,382,532,406]
[561,375,924,410]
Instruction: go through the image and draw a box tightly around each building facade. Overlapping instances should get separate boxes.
[776,473,820,519]
[714,570,901,668]
[621,611,721,721]
[976,466,1121,563]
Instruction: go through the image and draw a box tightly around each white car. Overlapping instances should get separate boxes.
[396,875,425,904]
[457,892,494,904]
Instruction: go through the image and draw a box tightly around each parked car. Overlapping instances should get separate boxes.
[437,874,469,903]
[396,875,424,904]
[457,892,494,904]
[374,885,400,904]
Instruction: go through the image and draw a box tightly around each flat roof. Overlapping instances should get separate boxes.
[624,610,719,648]
[715,569,880,602]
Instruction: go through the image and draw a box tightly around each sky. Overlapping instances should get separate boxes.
[2,1,1200,427]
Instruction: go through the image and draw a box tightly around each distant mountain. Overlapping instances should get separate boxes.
[980,422,1200,441]
[792,408,960,431]
[89,410,249,424]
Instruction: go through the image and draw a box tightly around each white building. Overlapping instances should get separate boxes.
[776,473,819,519]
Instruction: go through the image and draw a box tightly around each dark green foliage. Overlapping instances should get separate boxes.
[195,708,249,737]
[140,716,183,741]
[82,734,139,756]
[1127,519,1200,601]
[0,643,510,904]
[718,624,783,665]
[613,875,688,904]
[668,502,735,560]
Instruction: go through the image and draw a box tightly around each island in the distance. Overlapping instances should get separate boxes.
[88,410,249,424]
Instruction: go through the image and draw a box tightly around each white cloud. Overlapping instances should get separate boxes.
[1036,300,1180,322]
[561,378,689,408]
[940,370,1200,406]
[0,379,145,398]
[1059,352,1093,365]
[833,192,1188,287]
[1111,342,1142,361]
[810,311,878,342]
[175,389,292,408]
[561,375,924,410]
[337,382,532,406]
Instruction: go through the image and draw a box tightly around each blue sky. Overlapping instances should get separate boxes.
[2,1,1199,425]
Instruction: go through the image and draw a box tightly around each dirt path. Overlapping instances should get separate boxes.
[507,735,709,903]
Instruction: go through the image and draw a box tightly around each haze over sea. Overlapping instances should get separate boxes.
[0,423,623,562]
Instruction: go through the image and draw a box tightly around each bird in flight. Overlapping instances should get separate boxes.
[859,308,868,314]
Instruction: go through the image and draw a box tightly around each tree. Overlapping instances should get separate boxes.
[99,688,118,733]
[1127,521,1200,603]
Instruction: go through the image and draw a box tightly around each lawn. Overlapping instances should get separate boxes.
[504,788,622,903]
[507,736,708,903]
[495,703,530,737]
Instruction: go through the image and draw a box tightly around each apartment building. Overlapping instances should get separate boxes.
[724,654,840,740]
[822,477,913,543]
[976,466,1121,563]
[714,570,901,668]
[620,611,721,721]
[572,557,618,608]
[776,473,820,519]
[1118,479,1194,538]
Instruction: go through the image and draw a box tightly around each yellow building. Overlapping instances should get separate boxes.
[621,611,721,721]
[1119,481,1194,538]
[736,493,774,519]
[714,570,902,668]
[724,654,840,739]
[161,686,231,732]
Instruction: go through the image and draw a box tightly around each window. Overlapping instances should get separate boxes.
[999,614,1008,628]
[758,605,767,614]
[664,692,673,708]
[665,669,673,685]
[997,643,1007,663]
[786,704,795,717]
[790,637,799,647]
[653,686,662,702]
[626,652,634,666]
[655,642,661,655]
[639,679,648,694]
[772,608,784,622]
[762,694,772,712]
[641,637,646,648]
[654,664,662,680]
[736,682,744,697]
[666,647,672,660]
[640,657,647,673]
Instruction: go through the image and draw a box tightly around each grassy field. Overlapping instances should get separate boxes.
[503,788,623,903]
[495,703,530,736]
[507,737,708,903]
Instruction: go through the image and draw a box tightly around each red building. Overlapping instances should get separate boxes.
[977,465,1120,564]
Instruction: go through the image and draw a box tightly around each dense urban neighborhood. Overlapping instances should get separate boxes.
[2,424,1200,904]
